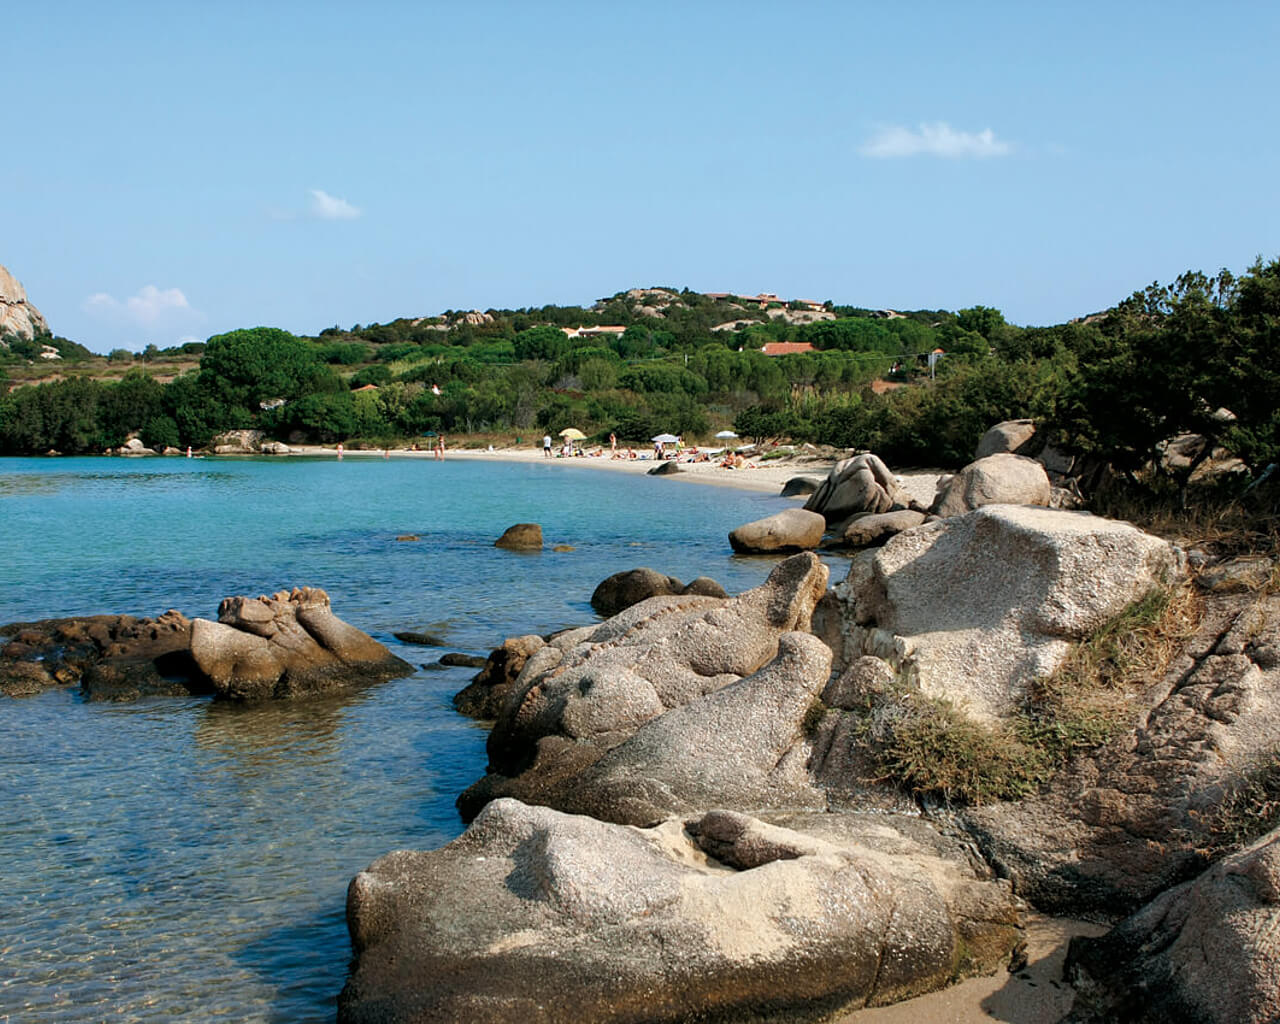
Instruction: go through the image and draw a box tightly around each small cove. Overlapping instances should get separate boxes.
[0,456,806,1022]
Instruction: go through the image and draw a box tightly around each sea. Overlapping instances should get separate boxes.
[0,455,805,1023]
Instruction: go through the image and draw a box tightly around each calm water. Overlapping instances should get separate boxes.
[0,456,797,1023]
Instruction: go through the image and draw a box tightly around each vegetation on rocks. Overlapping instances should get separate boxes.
[1208,755,1280,852]
[863,584,1202,805]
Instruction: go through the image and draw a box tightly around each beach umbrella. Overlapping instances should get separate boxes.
[558,428,587,440]
[715,430,739,439]
[421,431,438,437]
[651,433,679,444]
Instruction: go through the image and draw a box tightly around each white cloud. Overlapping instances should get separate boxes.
[309,188,361,220]
[860,122,1013,159]
[85,285,195,325]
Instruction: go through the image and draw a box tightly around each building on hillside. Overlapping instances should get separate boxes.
[561,326,628,341]
[760,342,816,356]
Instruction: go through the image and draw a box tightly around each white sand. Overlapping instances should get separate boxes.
[288,442,945,502]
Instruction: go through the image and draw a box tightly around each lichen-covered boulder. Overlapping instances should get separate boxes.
[962,589,1280,916]
[340,799,1023,1024]
[190,587,411,700]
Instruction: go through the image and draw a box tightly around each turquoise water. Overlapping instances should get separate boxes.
[0,456,798,1022]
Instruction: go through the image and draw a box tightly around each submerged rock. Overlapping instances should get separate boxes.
[494,523,542,550]
[340,799,1023,1024]
[1,611,201,700]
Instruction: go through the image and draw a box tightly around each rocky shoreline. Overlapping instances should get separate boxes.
[5,435,1277,1023]
[340,485,1279,1021]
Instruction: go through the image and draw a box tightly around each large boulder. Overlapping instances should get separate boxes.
[780,474,824,497]
[340,799,1023,1024]
[0,264,50,340]
[974,419,1037,460]
[1,611,202,700]
[550,632,833,824]
[838,509,927,549]
[189,587,412,700]
[458,553,829,819]
[728,507,826,553]
[931,453,1051,517]
[589,568,726,618]
[832,505,1182,722]
[1063,824,1280,1024]
[494,523,542,550]
[962,588,1280,916]
[803,453,904,524]
[210,429,264,454]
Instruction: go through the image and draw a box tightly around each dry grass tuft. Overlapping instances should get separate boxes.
[1206,756,1280,853]
[863,583,1203,806]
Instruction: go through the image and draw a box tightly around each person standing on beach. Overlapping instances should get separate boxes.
[609,432,617,457]
[543,434,552,458]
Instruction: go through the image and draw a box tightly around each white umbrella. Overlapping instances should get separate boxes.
[651,433,679,444]
[715,430,739,439]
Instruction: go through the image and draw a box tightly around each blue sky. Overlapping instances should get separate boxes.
[4,1,1278,352]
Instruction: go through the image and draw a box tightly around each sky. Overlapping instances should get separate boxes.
[4,1,1278,353]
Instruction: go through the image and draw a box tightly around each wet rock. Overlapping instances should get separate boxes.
[728,508,826,553]
[589,568,686,617]
[1,612,203,701]
[437,653,486,669]
[453,634,546,719]
[393,631,444,646]
[189,587,412,701]
[780,474,824,497]
[647,460,680,475]
[494,523,542,550]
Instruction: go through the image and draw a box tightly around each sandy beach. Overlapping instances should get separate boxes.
[289,442,946,505]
